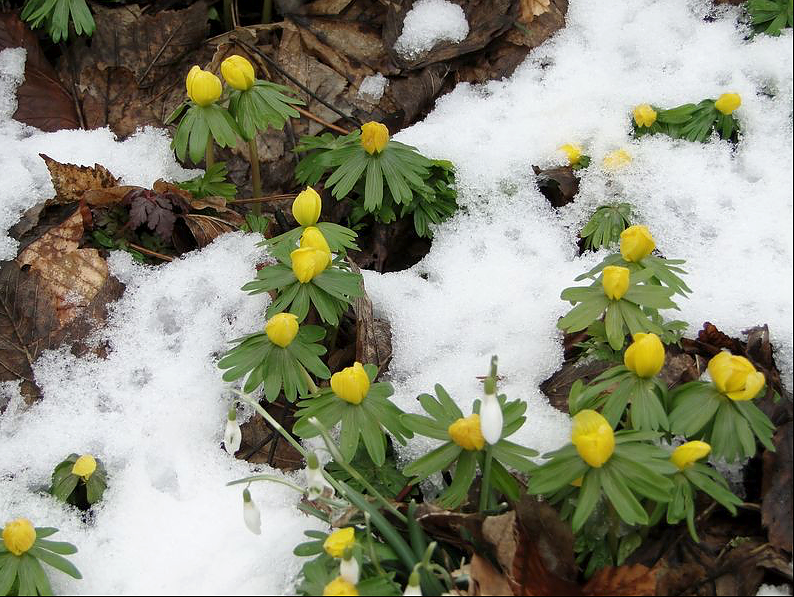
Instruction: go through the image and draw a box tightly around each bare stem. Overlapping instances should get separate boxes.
[205,138,215,168]
[248,138,262,215]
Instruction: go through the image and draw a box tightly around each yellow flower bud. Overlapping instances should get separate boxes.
[715,93,741,115]
[300,227,331,270]
[323,527,355,558]
[707,351,765,401]
[185,65,222,107]
[670,441,711,470]
[571,410,615,468]
[292,187,322,227]
[624,333,665,378]
[602,265,630,300]
[633,104,657,128]
[221,55,256,91]
[323,577,359,596]
[559,143,582,166]
[603,149,632,170]
[360,121,389,154]
[291,247,329,283]
[448,414,485,451]
[72,454,97,481]
[620,225,655,262]
[265,313,299,348]
[2,518,36,556]
[330,362,370,405]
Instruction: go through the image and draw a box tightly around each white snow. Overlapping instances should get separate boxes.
[394,0,470,60]
[757,584,793,597]
[357,73,389,102]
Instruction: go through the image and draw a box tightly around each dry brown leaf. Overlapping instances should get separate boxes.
[470,554,514,596]
[762,421,793,553]
[180,214,237,249]
[582,564,657,596]
[40,154,119,206]
[519,0,552,25]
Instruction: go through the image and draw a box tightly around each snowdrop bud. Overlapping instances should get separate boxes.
[671,441,711,470]
[340,552,360,585]
[224,408,242,455]
[242,489,261,535]
[480,390,503,445]
[324,527,355,558]
[360,121,389,154]
[715,92,741,115]
[291,247,329,283]
[185,65,222,107]
[623,333,665,379]
[619,225,655,262]
[305,452,334,501]
[571,410,615,468]
[633,103,657,127]
[403,571,422,596]
[330,363,370,405]
[707,351,765,401]
[72,454,97,480]
[448,414,485,451]
[559,143,582,166]
[602,266,630,300]
[221,55,255,91]
[323,577,358,596]
[265,312,299,347]
[292,187,322,227]
[2,518,36,556]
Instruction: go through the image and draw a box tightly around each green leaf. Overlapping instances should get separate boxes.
[600,465,648,526]
[604,301,626,350]
[29,546,82,580]
[0,553,20,596]
[438,450,477,508]
[403,442,461,481]
[571,469,601,532]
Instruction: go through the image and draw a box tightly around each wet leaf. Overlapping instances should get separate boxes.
[533,165,579,208]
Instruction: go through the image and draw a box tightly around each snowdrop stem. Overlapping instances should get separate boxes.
[479,445,494,513]
[364,512,386,576]
[227,474,305,495]
[308,417,407,524]
[236,390,307,458]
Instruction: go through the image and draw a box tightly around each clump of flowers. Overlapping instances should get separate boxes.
[49,453,108,508]
[631,93,743,142]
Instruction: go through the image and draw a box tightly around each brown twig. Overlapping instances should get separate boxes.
[294,106,352,135]
[227,193,298,204]
[128,243,174,261]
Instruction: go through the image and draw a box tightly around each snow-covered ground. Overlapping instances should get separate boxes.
[1,0,792,594]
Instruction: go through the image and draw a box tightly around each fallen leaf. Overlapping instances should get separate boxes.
[581,564,657,596]
[518,0,551,26]
[180,214,237,248]
[40,154,119,206]
[697,321,743,353]
[533,165,579,208]
[470,553,514,596]
[540,358,612,413]
[762,421,793,553]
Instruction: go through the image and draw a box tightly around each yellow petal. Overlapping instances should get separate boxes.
[323,527,356,558]
[330,362,370,404]
[323,577,359,596]
[715,93,741,115]
[603,149,632,170]
[360,122,389,154]
[292,187,322,227]
[300,227,331,267]
[221,55,256,91]
[2,518,37,556]
[624,333,665,378]
[72,454,97,480]
[633,104,657,128]
[571,410,614,468]
[265,313,299,347]
[671,441,711,470]
[448,414,485,451]
[186,66,222,106]
[708,351,763,400]
[559,143,582,166]
[727,371,765,401]
[602,266,630,300]
[291,247,328,283]
[619,225,655,262]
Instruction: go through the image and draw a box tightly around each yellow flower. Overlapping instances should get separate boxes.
[221,55,255,91]
[291,247,329,283]
[603,149,632,170]
[707,351,765,401]
[185,65,222,107]
[448,414,485,451]
[620,225,655,262]
[2,518,36,556]
[360,122,389,154]
[323,527,355,558]
[571,410,615,468]
[265,313,299,348]
[559,143,582,166]
[323,577,359,596]
[292,187,322,227]
[633,104,657,128]
[72,454,97,481]
[715,93,741,115]
[602,266,630,300]
[671,441,711,470]
[330,362,370,405]
[624,333,665,378]
[300,227,331,269]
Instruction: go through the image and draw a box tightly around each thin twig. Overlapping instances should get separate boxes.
[127,243,174,261]
[227,193,298,204]
[294,106,352,135]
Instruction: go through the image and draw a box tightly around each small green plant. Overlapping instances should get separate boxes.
[580,203,632,252]
[631,94,742,143]
[0,520,82,595]
[747,0,792,36]
[49,453,107,509]
[21,0,95,43]
[177,163,237,199]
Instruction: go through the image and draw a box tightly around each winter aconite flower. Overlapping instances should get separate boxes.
[265,312,299,347]
[559,143,583,166]
[221,55,255,91]
[242,489,261,534]
[624,333,665,378]
[292,187,322,226]
[291,247,329,283]
[715,92,741,115]
[620,224,655,262]
[671,441,711,470]
[186,65,222,107]
[224,408,242,455]
[323,577,359,596]
[708,351,765,401]
[323,527,355,558]
[360,121,389,154]
[633,103,657,127]
[602,265,630,300]
[330,362,370,405]
[2,518,36,556]
[448,414,485,451]
[300,227,332,263]
[71,455,97,481]
[571,410,614,468]
[602,149,632,170]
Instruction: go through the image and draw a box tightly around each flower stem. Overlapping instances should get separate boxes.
[364,512,386,576]
[261,0,272,23]
[479,445,494,513]
[222,0,232,30]
[227,474,304,494]
[297,363,319,394]
[247,138,262,214]
[205,137,215,168]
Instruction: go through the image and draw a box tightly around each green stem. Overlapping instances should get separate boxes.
[226,474,304,494]
[222,0,233,30]
[205,137,215,168]
[297,363,319,394]
[247,138,262,214]
[261,0,272,23]
[364,512,386,576]
[479,445,494,512]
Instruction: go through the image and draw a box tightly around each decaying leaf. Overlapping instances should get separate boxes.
[123,187,190,241]
[40,154,119,206]
[533,164,579,208]
[180,214,237,249]
[519,0,552,25]
[582,564,657,596]
[762,421,793,553]
[469,553,513,596]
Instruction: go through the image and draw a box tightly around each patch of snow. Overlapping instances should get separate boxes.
[357,73,389,102]
[394,0,470,60]
[757,584,793,597]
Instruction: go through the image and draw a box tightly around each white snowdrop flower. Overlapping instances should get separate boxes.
[340,554,360,585]
[224,408,242,455]
[242,488,261,535]
[403,570,422,596]
[305,452,334,501]
[480,379,503,445]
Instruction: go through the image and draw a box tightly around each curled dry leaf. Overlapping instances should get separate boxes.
[581,564,657,596]
[469,553,513,596]
[519,0,552,26]
[40,154,119,206]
